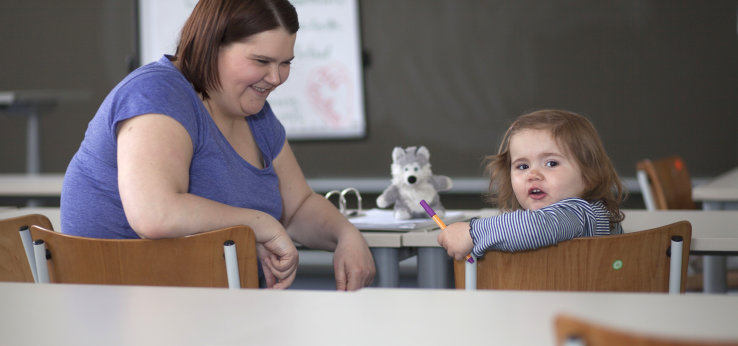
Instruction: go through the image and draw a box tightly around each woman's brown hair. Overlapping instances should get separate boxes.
[175,0,299,99]
[485,109,625,226]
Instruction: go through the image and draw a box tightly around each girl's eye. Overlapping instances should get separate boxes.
[256,59,268,64]
[515,163,529,170]
[545,161,559,167]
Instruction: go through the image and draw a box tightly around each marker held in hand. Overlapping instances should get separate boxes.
[420,200,474,263]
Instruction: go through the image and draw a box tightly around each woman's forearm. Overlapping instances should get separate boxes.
[125,191,284,242]
[284,192,357,250]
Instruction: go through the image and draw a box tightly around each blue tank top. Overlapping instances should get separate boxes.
[61,55,285,239]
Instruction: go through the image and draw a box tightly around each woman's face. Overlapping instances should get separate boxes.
[210,28,296,117]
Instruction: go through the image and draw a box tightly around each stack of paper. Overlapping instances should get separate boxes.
[348,209,467,231]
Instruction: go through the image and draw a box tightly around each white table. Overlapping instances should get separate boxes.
[621,210,738,254]
[693,167,738,210]
[0,206,61,229]
[1,282,736,346]
[0,173,64,197]
[403,209,738,290]
[0,173,64,207]
[693,167,738,293]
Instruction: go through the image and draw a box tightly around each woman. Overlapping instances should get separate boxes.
[61,0,375,290]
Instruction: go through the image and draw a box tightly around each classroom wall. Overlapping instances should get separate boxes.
[1,1,736,183]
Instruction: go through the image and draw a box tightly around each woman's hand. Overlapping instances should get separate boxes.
[332,231,375,291]
[254,219,299,289]
[437,222,474,261]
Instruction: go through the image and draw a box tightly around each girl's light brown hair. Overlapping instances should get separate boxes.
[175,0,299,99]
[485,109,624,226]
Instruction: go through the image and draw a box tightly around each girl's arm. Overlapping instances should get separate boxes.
[275,141,375,290]
[468,198,595,256]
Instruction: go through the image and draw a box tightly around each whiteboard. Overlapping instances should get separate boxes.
[137,0,366,140]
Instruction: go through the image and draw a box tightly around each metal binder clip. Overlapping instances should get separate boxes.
[340,187,362,217]
[325,190,342,209]
[324,187,363,217]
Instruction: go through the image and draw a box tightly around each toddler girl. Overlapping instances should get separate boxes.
[438,109,624,260]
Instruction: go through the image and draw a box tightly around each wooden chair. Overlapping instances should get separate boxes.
[636,156,738,291]
[29,225,259,289]
[636,156,696,210]
[554,314,738,346]
[0,214,53,282]
[454,221,691,293]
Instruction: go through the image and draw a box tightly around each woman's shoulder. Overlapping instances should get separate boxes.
[108,57,199,114]
[99,56,203,136]
[121,56,190,91]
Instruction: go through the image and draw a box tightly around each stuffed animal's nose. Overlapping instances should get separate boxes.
[407,176,417,184]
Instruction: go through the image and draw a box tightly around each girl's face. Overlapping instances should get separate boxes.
[209,28,296,118]
[509,129,586,210]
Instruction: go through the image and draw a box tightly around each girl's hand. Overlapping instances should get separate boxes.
[437,221,474,261]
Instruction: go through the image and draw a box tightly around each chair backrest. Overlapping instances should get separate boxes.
[454,221,691,293]
[0,214,53,282]
[29,225,259,288]
[554,314,738,346]
[636,156,696,210]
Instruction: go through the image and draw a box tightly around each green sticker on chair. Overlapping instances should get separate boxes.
[612,260,623,270]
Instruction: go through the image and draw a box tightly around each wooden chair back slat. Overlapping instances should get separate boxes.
[455,221,691,292]
[29,225,259,288]
[554,314,738,346]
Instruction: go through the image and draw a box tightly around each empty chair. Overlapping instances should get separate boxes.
[554,314,738,346]
[454,221,691,293]
[30,225,259,288]
[636,156,738,291]
[0,214,53,282]
[636,156,696,210]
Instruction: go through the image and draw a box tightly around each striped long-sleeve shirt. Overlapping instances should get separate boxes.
[469,198,622,257]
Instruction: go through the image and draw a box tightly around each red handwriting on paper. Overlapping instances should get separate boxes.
[306,63,354,128]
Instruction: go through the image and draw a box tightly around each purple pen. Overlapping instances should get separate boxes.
[420,200,474,263]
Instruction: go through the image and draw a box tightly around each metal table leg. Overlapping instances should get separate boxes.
[370,247,399,287]
[702,201,728,293]
[704,255,727,293]
[417,247,452,288]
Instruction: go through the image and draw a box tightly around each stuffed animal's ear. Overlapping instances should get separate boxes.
[417,146,430,159]
[392,147,405,162]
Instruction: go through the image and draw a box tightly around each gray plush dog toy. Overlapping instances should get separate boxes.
[376,146,453,220]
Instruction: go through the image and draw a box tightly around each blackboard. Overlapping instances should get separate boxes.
[137,0,366,139]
